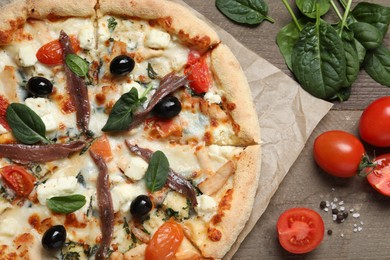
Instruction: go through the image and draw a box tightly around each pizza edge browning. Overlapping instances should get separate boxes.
[0,0,262,259]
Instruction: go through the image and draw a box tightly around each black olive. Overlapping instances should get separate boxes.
[41,225,67,251]
[153,96,182,119]
[26,76,53,97]
[110,55,135,76]
[130,195,153,219]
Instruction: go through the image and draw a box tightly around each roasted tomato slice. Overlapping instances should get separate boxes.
[89,135,113,162]
[145,220,184,260]
[366,154,390,196]
[0,165,36,197]
[184,50,211,94]
[36,36,81,65]
[277,208,324,254]
[0,95,10,130]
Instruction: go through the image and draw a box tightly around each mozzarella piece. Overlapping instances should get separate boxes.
[17,45,38,67]
[0,217,20,237]
[110,182,147,213]
[204,91,222,104]
[145,29,171,49]
[25,97,59,132]
[78,26,95,50]
[123,156,148,181]
[37,176,79,205]
[41,114,57,131]
[195,194,217,222]
[121,81,143,95]
[34,63,53,78]
[0,50,14,72]
[211,125,235,145]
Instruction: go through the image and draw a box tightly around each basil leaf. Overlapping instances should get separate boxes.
[147,63,158,79]
[65,54,89,78]
[107,17,118,33]
[296,0,330,19]
[6,103,49,144]
[364,45,390,87]
[349,22,383,50]
[47,194,86,214]
[291,21,346,99]
[216,0,274,25]
[351,2,390,38]
[145,151,169,193]
[102,88,143,132]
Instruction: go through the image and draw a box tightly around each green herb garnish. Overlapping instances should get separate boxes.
[145,151,169,193]
[47,194,86,214]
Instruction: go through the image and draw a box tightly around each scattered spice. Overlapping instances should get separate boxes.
[320,201,326,209]
[327,230,333,235]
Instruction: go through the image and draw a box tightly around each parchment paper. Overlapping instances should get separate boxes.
[172,1,334,259]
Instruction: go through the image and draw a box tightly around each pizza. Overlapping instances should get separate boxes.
[0,0,261,259]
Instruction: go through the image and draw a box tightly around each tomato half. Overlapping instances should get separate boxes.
[277,208,324,254]
[184,50,211,94]
[89,135,113,162]
[36,36,81,65]
[366,154,390,196]
[359,96,390,147]
[0,165,35,197]
[313,130,365,178]
[145,220,184,260]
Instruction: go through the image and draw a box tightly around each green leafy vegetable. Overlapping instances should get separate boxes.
[102,84,152,132]
[47,194,86,214]
[351,2,390,37]
[364,45,390,87]
[339,28,360,87]
[349,22,383,50]
[145,151,169,193]
[291,21,346,99]
[215,0,274,25]
[65,54,89,78]
[107,17,118,33]
[296,0,330,18]
[6,103,50,144]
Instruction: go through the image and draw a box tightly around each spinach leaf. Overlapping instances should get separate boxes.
[296,0,330,19]
[330,87,352,102]
[276,19,308,70]
[6,103,50,144]
[351,2,390,38]
[349,22,383,50]
[47,194,86,214]
[364,45,390,87]
[101,88,144,132]
[340,28,359,87]
[65,54,89,78]
[291,21,346,99]
[354,38,367,66]
[145,151,170,193]
[215,0,274,25]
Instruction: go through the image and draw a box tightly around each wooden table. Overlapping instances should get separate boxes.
[182,0,390,259]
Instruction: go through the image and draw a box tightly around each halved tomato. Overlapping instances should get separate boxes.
[0,165,36,197]
[36,36,81,65]
[184,50,211,94]
[366,154,390,196]
[277,208,324,254]
[89,135,113,162]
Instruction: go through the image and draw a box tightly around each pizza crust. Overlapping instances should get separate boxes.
[211,44,261,146]
[0,0,28,45]
[99,0,220,51]
[26,0,96,19]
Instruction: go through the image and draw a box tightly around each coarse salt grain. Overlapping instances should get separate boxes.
[326,201,330,207]
[353,213,360,218]
[358,227,363,232]
[354,224,357,227]
[360,221,364,225]
[353,228,358,232]
[332,204,337,209]
[339,201,344,205]
[324,208,329,212]
[340,206,345,211]
[333,215,337,221]
[350,208,355,213]
[334,198,339,202]
[341,233,344,237]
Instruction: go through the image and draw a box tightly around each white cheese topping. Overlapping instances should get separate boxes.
[37,176,79,205]
[78,26,96,50]
[195,194,217,222]
[110,182,147,213]
[204,91,222,104]
[122,156,148,181]
[0,50,14,72]
[25,97,59,131]
[17,44,38,67]
[145,28,171,49]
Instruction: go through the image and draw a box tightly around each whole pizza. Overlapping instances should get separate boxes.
[0,0,261,259]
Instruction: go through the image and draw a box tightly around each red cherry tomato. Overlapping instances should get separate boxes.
[184,50,211,94]
[359,96,390,147]
[313,130,365,178]
[0,95,10,130]
[145,220,184,260]
[366,154,390,196]
[0,165,35,197]
[36,36,81,65]
[277,208,324,254]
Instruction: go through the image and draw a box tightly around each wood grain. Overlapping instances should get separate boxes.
[182,0,390,259]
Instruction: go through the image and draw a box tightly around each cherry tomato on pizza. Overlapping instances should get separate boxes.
[145,220,184,260]
[0,165,36,197]
[359,96,390,147]
[277,208,324,254]
[365,153,390,196]
[36,35,81,65]
[313,130,365,178]
[184,50,211,94]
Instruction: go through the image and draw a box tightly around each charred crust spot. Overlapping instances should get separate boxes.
[212,189,233,225]
[28,214,40,230]
[207,227,222,242]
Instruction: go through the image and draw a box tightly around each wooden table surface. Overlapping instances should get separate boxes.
[182,0,390,259]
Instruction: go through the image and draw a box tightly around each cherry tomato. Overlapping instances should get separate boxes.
[313,130,365,178]
[36,36,81,65]
[277,208,324,254]
[89,135,113,162]
[366,154,390,196]
[0,95,10,130]
[0,165,35,197]
[145,220,184,260]
[359,97,390,147]
[184,50,211,94]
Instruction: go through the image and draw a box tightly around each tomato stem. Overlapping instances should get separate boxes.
[358,154,377,177]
